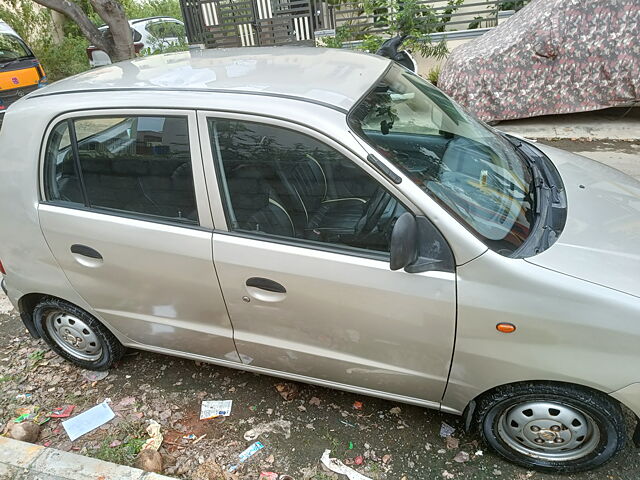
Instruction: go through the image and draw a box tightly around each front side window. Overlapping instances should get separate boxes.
[45,115,198,225]
[349,65,534,255]
[209,118,407,255]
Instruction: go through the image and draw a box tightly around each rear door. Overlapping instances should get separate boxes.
[200,112,456,404]
[38,109,239,362]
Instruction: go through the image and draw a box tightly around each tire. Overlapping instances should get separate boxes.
[33,298,124,371]
[475,382,626,473]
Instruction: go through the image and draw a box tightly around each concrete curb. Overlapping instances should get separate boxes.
[497,108,640,141]
[0,437,174,480]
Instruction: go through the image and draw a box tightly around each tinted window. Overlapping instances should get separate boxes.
[209,118,407,254]
[45,115,198,224]
[146,21,185,39]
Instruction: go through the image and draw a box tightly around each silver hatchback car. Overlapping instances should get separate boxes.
[1,47,639,473]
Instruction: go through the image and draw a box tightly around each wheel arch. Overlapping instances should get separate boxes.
[461,379,632,434]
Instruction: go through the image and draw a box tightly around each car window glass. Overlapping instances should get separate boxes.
[45,115,198,225]
[146,21,185,39]
[44,121,81,205]
[209,118,407,254]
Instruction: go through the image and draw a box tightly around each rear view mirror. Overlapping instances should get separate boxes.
[390,213,456,274]
[390,212,418,270]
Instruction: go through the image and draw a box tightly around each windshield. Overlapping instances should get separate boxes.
[0,33,33,62]
[348,65,534,255]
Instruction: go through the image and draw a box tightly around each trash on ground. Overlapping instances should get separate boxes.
[141,419,163,451]
[8,421,40,443]
[244,419,292,441]
[474,450,483,456]
[339,420,355,427]
[13,413,31,423]
[348,441,354,450]
[136,449,163,473]
[354,455,364,465]
[15,393,33,402]
[445,436,459,450]
[62,401,115,441]
[228,441,265,473]
[352,401,363,410]
[183,433,197,440]
[453,451,470,463]
[81,370,109,382]
[320,449,372,480]
[275,382,299,401]
[259,473,278,480]
[439,422,456,437]
[200,399,233,420]
[49,405,75,418]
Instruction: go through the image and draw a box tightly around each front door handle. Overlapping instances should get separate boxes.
[70,244,103,260]
[245,277,286,293]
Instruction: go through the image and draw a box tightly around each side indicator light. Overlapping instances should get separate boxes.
[496,323,516,333]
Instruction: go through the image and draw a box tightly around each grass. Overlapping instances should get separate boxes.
[28,349,46,362]
[0,374,15,383]
[87,421,147,466]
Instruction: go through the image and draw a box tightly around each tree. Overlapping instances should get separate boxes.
[31,0,134,62]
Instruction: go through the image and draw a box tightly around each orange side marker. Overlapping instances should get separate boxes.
[496,323,516,333]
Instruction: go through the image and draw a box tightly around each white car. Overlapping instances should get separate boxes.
[87,16,186,68]
[1,48,640,473]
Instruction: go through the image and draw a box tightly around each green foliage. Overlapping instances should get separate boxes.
[498,0,527,11]
[120,0,184,22]
[327,0,462,60]
[427,64,441,86]
[88,422,146,466]
[0,0,50,46]
[35,36,90,82]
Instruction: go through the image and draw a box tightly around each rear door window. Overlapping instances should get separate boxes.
[44,115,198,225]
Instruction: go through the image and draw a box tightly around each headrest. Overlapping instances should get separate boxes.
[227,166,270,210]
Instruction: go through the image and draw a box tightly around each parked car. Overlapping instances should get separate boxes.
[86,16,186,67]
[0,20,46,115]
[1,48,639,473]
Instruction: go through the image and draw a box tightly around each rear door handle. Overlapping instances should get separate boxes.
[70,244,103,260]
[245,277,286,293]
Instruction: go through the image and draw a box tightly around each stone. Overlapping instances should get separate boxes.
[8,422,40,443]
[135,449,163,473]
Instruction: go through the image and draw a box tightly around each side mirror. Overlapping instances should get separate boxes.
[390,212,418,271]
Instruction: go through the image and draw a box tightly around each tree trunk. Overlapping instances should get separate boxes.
[50,11,66,46]
[89,0,134,62]
[32,0,135,62]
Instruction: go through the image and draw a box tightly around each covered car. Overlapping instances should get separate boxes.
[439,0,640,122]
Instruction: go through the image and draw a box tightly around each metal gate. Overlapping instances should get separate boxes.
[181,0,314,48]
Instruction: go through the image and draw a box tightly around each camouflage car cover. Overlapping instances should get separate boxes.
[438,0,640,122]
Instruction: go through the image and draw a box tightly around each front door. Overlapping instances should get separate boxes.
[202,113,456,403]
[38,110,239,362]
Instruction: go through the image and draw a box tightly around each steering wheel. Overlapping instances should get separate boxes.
[357,187,394,234]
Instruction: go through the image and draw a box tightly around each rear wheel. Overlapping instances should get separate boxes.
[476,383,626,473]
[34,298,124,371]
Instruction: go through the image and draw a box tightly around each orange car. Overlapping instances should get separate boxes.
[0,21,47,114]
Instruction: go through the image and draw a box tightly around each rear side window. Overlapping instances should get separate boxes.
[44,115,198,225]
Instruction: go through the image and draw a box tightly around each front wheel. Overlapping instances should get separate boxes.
[475,383,626,473]
[34,298,124,371]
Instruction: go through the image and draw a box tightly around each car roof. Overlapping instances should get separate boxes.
[0,20,19,36]
[30,47,391,112]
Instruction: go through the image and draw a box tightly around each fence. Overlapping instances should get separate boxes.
[180,0,529,47]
